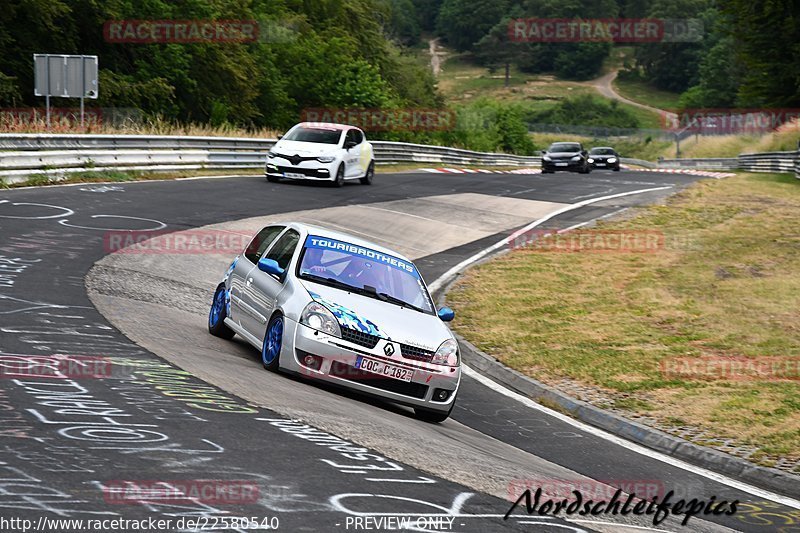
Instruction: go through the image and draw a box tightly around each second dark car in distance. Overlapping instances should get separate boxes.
[588,146,621,171]
[541,142,591,174]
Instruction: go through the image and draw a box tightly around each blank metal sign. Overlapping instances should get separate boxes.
[34,54,98,98]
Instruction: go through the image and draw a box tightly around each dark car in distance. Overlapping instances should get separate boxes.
[588,147,621,171]
[541,142,591,174]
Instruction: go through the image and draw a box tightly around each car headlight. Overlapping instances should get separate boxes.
[300,302,341,337]
[317,155,335,163]
[542,155,551,161]
[431,338,459,366]
[588,158,594,163]
[608,157,617,163]
[571,155,581,161]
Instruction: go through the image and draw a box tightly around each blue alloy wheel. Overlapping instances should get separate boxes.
[262,315,283,371]
[208,284,235,340]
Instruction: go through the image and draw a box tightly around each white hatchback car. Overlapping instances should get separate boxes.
[266,122,375,186]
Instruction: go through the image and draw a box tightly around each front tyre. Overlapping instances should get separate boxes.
[414,403,454,423]
[267,174,281,183]
[360,161,374,185]
[208,284,235,340]
[262,314,284,372]
[333,164,345,187]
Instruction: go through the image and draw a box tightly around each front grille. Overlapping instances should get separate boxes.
[400,343,435,362]
[273,152,318,164]
[341,327,381,349]
[275,165,325,177]
[329,361,429,399]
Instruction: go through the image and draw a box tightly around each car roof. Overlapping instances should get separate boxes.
[296,122,359,132]
[274,222,412,263]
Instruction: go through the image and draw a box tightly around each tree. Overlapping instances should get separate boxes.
[631,0,711,92]
[436,0,510,51]
[679,36,739,108]
[474,17,520,87]
[718,0,800,107]
[387,0,421,44]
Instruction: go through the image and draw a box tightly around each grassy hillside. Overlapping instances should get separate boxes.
[437,53,663,128]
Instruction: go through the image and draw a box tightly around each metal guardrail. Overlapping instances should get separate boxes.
[0,133,797,182]
[620,157,656,169]
[658,157,739,170]
[0,134,541,183]
[738,151,798,175]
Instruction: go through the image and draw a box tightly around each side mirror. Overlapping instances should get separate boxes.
[437,307,455,322]
[257,258,284,277]
[344,140,357,150]
[277,135,283,140]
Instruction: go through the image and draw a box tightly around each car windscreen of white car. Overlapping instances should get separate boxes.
[283,127,341,144]
[297,235,434,314]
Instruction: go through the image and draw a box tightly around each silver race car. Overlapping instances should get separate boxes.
[208,222,460,422]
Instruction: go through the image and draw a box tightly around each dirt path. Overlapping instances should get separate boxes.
[589,69,667,115]
[429,38,443,76]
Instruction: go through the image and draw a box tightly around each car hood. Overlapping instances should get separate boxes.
[590,154,616,159]
[299,280,452,351]
[546,151,581,158]
[273,140,339,156]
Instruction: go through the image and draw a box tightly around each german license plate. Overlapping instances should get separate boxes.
[556,162,568,167]
[355,356,413,382]
[596,162,606,166]
[284,172,305,178]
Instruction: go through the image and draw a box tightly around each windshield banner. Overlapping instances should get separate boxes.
[304,236,420,279]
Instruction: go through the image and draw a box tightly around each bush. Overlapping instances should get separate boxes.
[531,95,641,129]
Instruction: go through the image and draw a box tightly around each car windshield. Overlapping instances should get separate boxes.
[549,143,580,153]
[298,235,434,314]
[283,126,342,144]
[590,148,615,155]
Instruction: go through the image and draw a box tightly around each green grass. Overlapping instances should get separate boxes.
[447,172,800,463]
[618,103,663,129]
[613,77,682,111]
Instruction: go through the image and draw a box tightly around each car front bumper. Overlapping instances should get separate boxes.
[589,159,620,169]
[282,318,460,412]
[265,158,339,180]
[542,160,584,171]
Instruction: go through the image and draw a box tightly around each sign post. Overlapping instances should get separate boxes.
[34,54,98,129]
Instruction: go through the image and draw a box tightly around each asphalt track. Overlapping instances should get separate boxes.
[0,170,797,533]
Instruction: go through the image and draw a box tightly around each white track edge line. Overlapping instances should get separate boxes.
[463,366,800,509]
[428,186,672,294]
[429,183,800,508]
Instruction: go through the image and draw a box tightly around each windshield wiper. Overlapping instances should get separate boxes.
[360,285,426,313]
[300,273,360,293]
